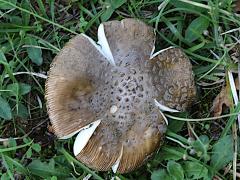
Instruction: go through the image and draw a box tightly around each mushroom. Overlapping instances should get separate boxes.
[45,18,196,173]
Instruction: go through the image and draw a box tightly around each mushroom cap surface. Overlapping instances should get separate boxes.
[45,18,196,173]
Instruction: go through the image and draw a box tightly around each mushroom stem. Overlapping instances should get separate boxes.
[59,128,83,140]
[112,145,123,173]
[158,110,169,126]
[150,32,156,59]
[73,119,101,156]
[154,99,180,126]
[154,99,179,112]
[98,24,116,66]
[80,24,116,66]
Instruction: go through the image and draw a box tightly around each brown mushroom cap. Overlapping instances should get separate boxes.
[150,48,196,111]
[45,18,196,173]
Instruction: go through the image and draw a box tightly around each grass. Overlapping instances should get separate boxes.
[0,0,240,179]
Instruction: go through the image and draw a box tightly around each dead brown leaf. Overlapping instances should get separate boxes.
[234,0,240,12]
[211,78,239,116]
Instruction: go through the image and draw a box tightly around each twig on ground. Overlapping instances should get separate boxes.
[0,118,49,143]
[4,72,47,79]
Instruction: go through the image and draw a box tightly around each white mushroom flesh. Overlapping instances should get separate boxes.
[73,119,101,156]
